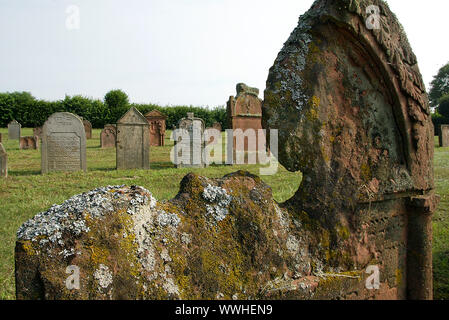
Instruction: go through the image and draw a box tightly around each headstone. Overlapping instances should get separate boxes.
[0,143,7,177]
[33,127,43,139]
[8,120,21,140]
[0,132,2,143]
[41,112,87,174]
[83,120,92,139]
[227,83,264,156]
[100,124,117,149]
[145,110,167,146]
[263,0,438,300]
[116,107,150,170]
[19,136,39,150]
[212,122,222,132]
[439,125,449,147]
[174,113,206,168]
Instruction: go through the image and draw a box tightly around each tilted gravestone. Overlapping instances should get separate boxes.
[145,110,167,147]
[439,125,449,147]
[100,124,116,149]
[8,120,21,140]
[83,120,92,140]
[0,143,7,177]
[174,113,206,168]
[116,107,150,170]
[41,112,87,174]
[14,0,438,300]
[19,136,39,150]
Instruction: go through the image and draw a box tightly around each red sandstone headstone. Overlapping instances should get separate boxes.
[145,110,167,147]
[227,83,265,161]
[19,136,39,150]
[100,124,116,148]
[83,120,92,140]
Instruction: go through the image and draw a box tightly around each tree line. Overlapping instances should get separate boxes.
[0,89,227,129]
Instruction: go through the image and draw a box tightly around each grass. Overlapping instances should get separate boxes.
[0,129,447,300]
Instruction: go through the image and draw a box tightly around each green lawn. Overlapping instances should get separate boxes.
[0,129,447,299]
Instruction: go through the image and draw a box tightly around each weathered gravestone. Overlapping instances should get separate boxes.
[439,125,449,147]
[116,107,150,170]
[19,136,39,150]
[174,113,206,168]
[8,120,21,140]
[0,143,7,177]
[227,83,264,153]
[33,127,43,139]
[41,112,87,174]
[15,0,438,300]
[100,124,116,149]
[145,110,167,147]
[83,120,92,140]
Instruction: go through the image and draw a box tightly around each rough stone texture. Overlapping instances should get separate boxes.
[41,112,87,174]
[263,0,437,300]
[83,120,92,140]
[100,124,116,149]
[116,107,150,170]
[19,136,39,150]
[145,110,167,147]
[227,83,264,157]
[0,143,7,177]
[15,171,381,300]
[33,127,43,139]
[8,120,21,140]
[175,113,206,168]
[439,125,449,147]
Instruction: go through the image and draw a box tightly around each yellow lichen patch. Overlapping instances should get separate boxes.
[396,268,403,286]
[361,163,372,181]
[21,240,36,256]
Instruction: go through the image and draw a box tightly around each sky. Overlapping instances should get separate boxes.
[0,0,448,107]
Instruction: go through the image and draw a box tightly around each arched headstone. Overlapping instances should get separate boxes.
[116,107,150,170]
[41,112,87,173]
[8,120,21,140]
[100,124,116,149]
[263,0,438,299]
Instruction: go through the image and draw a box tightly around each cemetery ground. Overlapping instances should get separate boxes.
[0,128,447,300]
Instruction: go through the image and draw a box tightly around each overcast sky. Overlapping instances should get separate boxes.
[0,0,448,107]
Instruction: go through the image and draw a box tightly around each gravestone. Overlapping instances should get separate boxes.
[41,112,87,174]
[263,0,438,300]
[145,110,167,146]
[83,120,92,140]
[439,125,449,147]
[212,122,222,132]
[33,127,43,139]
[100,124,116,149]
[0,143,6,177]
[116,107,150,170]
[227,84,264,161]
[174,113,206,168]
[19,136,39,150]
[8,120,21,140]
[0,132,2,143]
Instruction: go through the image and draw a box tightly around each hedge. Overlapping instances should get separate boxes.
[0,91,227,130]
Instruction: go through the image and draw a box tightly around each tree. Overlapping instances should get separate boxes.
[104,89,129,123]
[429,62,449,107]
